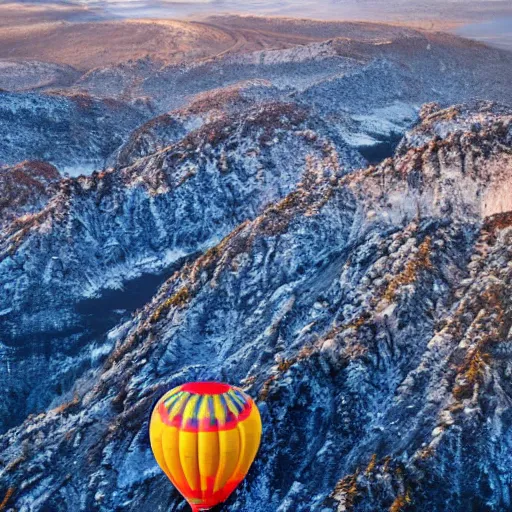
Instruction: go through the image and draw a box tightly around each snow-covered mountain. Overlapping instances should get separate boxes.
[1,100,512,512]
[0,98,363,433]
[0,91,150,175]
[1,15,512,512]
[1,21,512,175]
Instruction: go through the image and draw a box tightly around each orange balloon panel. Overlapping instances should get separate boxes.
[149,382,262,511]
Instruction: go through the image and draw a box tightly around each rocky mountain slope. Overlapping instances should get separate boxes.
[0,99,363,433]
[1,101,511,511]
[70,22,512,114]
[0,91,150,175]
[0,61,80,93]
[0,161,60,229]
[1,13,512,512]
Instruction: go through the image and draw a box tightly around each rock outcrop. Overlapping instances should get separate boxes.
[0,161,60,228]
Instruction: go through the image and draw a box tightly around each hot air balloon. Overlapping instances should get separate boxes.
[149,382,262,511]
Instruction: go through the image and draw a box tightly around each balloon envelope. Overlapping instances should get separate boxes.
[149,382,262,511]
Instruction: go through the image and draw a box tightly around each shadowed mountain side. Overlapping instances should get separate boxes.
[0,90,150,174]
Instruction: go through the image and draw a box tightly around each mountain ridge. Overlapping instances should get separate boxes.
[1,101,511,511]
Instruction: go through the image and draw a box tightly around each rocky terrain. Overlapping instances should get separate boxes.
[0,91,150,175]
[1,11,512,512]
[0,97,364,432]
[0,161,60,229]
[1,100,512,512]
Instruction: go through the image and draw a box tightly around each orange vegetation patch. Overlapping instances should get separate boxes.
[50,393,81,416]
[259,344,317,401]
[0,488,14,511]
[150,286,190,324]
[389,489,413,512]
[330,469,360,509]
[483,211,512,232]
[452,349,490,400]
[383,236,433,302]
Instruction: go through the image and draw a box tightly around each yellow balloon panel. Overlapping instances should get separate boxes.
[215,427,240,493]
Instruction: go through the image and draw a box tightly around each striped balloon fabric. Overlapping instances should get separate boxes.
[149,382,262,511]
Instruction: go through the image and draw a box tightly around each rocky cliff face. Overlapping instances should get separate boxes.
[1,101,511,512]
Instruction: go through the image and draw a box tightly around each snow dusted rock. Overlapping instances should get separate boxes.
[398,100,512,152]
[111,80,277,169]
[1,102,511,511]
[0,161,60,228]
[0,91,150,175]
[0,100,363,432]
